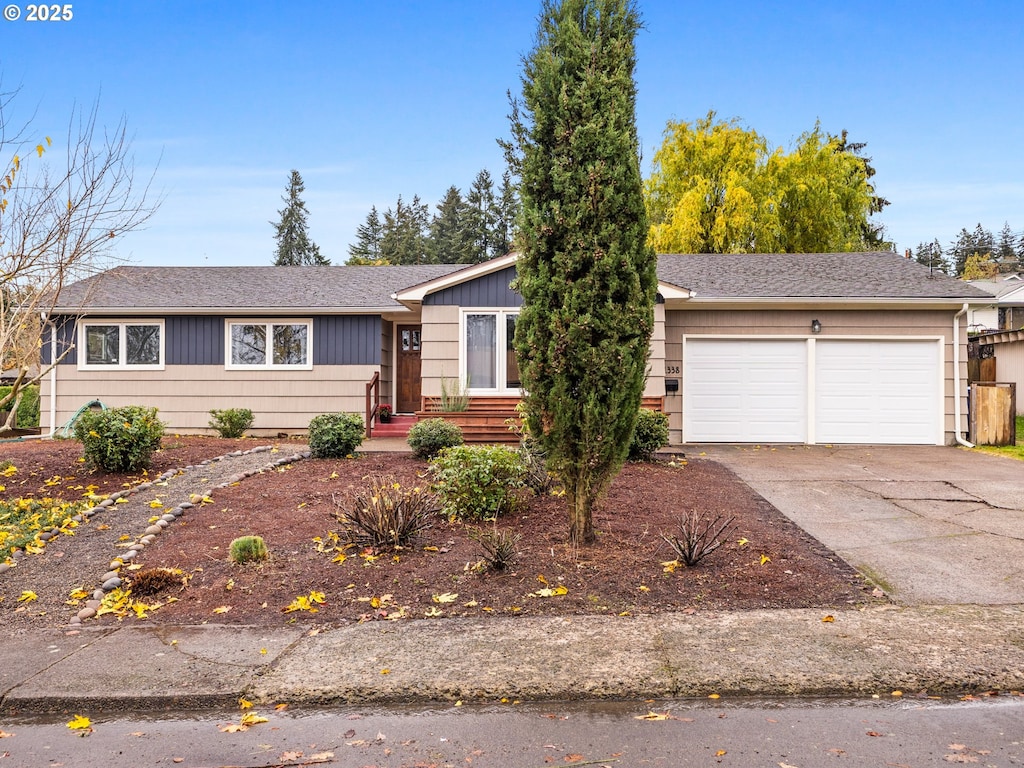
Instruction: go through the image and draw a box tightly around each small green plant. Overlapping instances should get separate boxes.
[629,408,670,461]
[229,535,269,565]
[73,405,165,472]
[407,418,463,459]
[430,444,526,520]
[308,412,364,458]
[334,475,438,548]
[437,374,471,412]
[208,407,254,438]
[662,512,734,567]
[0,384,39,429]
[470,526,522,571]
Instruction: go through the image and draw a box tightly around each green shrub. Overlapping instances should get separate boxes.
[308,412,364,458]
[335,475,438,548]
[209,407,254,438]
[229,535,269,565]
[407,418,463,459]
[73,405,165,472]
[629,408,669,461]
[430,444,526,520]
[0,384,40,428]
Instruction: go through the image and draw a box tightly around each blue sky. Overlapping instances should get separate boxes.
[2,0,1022,266]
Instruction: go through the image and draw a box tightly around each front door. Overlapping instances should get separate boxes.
[396,325,422,413]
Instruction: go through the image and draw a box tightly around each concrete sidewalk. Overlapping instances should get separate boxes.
[2,443,1023,714]
[2,604,1023,714]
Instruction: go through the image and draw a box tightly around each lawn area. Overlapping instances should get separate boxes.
[974,415,1024,460]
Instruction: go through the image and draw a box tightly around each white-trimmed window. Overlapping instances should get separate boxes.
[226,320,312,370]
[461,310,520,393]
[79,320,164,370]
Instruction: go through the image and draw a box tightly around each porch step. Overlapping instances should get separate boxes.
[370,414,416,438]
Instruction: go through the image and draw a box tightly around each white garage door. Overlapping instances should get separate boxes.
[683,338,941,444]
[815,340,939,444]
[684,339,807,442]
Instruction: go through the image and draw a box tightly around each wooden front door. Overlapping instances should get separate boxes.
[396,325,422,413]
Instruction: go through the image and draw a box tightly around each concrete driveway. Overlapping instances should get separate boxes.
[695,445,1024,605]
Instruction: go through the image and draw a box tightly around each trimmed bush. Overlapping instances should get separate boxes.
[73,405,165,472]
[429,444,526,520]
[407,418,463,460]
[229,535,269,565]
[629,408,669,461]
[209,407,254,438]
[308,412,364,458]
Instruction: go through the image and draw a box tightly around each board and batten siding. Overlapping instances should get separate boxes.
[40,364,379,435]
[989,337,1024,415]
[424,266,522,308]
[663,308,966,445]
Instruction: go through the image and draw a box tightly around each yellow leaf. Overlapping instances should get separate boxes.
[67,714,92,730]
[380,668,390,675]
[530,585,568,598]
[332,552,347,564]
[661,560,679,573]
[260,648,268,655]
[715,750,727,757]
[425,606,442,617]
[17,591,38,603]
[737,537,750,547]
[638,585,650,593]
[212,606,231,614]
[225,579,234,591]
[238,697,253,710]
[759,554,771,566]
[822,615,835,623]
[463,600,478,607]
[433,592,458,603]
[149,500,163,509]
[708,693,720,699]
[239,712,268,726]
[635,711,670,721]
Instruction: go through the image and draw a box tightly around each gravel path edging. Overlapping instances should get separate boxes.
[56,444,311,627]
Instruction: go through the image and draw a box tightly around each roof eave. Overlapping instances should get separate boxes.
[50,305,411,316]
[663,296,990,311]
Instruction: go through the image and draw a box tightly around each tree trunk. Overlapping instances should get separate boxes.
[568,487,596,546]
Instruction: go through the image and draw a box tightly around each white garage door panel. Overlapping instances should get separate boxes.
[815,340,938,444]
[685,340,806,442]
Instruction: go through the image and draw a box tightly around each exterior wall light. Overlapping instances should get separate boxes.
[811,319,822,334]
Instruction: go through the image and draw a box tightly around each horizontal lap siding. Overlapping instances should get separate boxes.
[41,364,378,435]
[420,305,460,400]
[665,309,963,445]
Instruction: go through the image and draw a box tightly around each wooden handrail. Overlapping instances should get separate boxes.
[365,371,380,438]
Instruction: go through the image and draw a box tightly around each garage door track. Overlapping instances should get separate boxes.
[698,445,1024,605]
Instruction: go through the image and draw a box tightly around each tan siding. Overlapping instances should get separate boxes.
[420,305,460,399]
[664,309,965,445]
[991,340,1024,414]
[42,364,378,435]
[644,303,666,398]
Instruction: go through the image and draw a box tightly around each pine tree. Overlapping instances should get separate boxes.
[380,195,430,264]
[347,205,388,264]
[494,171,519,256]
[505,0,657,545]
[429,186,476,263]
[996,222,1017,272]
[272,170,329,265]
[466,169,499,262]
[914,239,950,274]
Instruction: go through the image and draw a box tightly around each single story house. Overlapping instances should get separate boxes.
[41,251,990,446]
[967,272,1024,333]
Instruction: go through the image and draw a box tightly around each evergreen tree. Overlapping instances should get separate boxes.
[380,194,430,264]
[429,185,476,263]
[914,239,950,274]
[466,169,499,262]
[949,224,993,277]
[272,170,329,265]
[493,170,519,256]
[347,205,388,264]
[505,0,657,545]
[996,222,1017,271]
[833,130,891,249]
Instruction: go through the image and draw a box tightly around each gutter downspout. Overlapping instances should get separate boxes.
[953,303,974,448]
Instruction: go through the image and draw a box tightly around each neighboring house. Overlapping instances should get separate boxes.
[41,251,990,446]
[967,273,1024,333]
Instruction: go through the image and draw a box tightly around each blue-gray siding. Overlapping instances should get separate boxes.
[51,315,381,367]
[425,266,522,307]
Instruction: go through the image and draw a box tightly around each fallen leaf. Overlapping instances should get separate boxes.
[238,697,253,710]
[17,591,38,603]
[634,711,670,720]
[821,615,835,623]
[433,592,458,603]
[565,754,584,762]
[212,606,231,614]
[0,731,13,738]
[66,714,92,732]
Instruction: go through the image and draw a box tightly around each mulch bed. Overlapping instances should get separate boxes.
[0,437,875,630]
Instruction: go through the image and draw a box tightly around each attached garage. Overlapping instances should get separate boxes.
[683,337,943,445]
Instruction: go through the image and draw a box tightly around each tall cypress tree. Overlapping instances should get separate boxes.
[505,0,656,545]
[272,170,329,265]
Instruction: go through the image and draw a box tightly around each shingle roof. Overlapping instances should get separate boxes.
[656,252,992,300]
[54,252,990,313]
[53,264,465,312]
